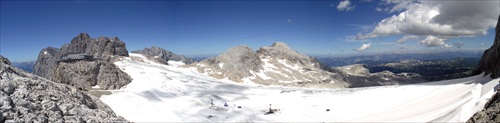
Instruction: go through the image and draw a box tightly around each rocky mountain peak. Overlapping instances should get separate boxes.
[187,45,261,82]
[73,32,90,42]
[270,42,291,49]
[220,45,255,59]
[257,42,325,70]
[189,42,348,87]
[132,46,194,64]
[217,45,262,71]
[33,33,132,90]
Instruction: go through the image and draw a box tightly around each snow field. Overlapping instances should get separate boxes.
[101,53,499,122]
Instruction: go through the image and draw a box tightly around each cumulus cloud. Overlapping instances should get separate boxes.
[355,0,499,47]
[356,43,372,52]
[418,35,447,47]
[337,0,355,11]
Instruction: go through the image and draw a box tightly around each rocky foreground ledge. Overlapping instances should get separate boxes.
[0,55,127,122]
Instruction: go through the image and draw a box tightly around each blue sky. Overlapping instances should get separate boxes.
[1,0,498,62]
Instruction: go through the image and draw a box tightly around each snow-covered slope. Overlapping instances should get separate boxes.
[101,53,499,122]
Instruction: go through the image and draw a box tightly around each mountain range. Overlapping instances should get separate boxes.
[0,16,499,122]
[317,51,483,67]
[11,60,36,73]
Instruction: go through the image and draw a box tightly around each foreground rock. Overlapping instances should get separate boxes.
[132,46,194,64]
[467,15,500,123]
[189,42,349,88]
[33,33,131,90]
[467,88,500,123]
[0,55,127,122]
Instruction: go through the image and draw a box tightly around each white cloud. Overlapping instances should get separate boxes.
[444,44,453,48]
[396,35,419,44]
[355,0,500,47]
[356,43,372,52]
[337,0,355,11]
[418,35,446,47]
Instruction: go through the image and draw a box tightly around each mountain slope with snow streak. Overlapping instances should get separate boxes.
[100,53,499,122]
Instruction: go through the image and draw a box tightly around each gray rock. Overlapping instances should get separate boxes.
[132,46,194,64]
[467,88,500,123]
[188,42,349,88]
[33,33,131,90]
[33,47,59,79]
[51,60,131,90]
[188,45,262,82]
[0,55,127,122]
[473,15,500,78]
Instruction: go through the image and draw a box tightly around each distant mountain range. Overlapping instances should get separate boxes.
[317,51,483,67]
[358,57,480,81]
[11,60,36,72]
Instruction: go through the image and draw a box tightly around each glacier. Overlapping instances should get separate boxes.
[100,53,499,122]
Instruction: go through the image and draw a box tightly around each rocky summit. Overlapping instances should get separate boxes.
[189,45,262,82]
[189,42,349,88]
[0,55,127,122]
[33,33,131,90]
[132,46,194,64]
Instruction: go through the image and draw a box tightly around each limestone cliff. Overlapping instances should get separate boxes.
[33,33,131,90]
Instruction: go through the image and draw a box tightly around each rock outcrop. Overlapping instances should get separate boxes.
[188,42,349,88]
[467,88,500,123]
[467,15,500,123]
[474,16,500,78]
[0,55,127,122]
[33,33,131,90]
[132,46,194,64]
